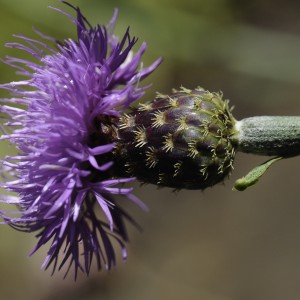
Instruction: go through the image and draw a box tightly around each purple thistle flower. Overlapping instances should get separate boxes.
[0,2,161,278]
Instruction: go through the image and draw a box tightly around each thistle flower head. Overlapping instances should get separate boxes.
[112,87,237,189]
[0,2,161,278]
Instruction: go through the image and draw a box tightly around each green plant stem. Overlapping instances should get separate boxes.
[234,116,300,157]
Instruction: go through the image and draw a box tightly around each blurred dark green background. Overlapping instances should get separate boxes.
[1,0,300,299]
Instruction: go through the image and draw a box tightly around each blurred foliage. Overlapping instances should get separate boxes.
[1,1,300,300]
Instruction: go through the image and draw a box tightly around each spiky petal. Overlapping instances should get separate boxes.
[0,2,161,278]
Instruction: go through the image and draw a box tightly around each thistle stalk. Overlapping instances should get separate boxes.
[234,116,300,157]
[231,116,300,191]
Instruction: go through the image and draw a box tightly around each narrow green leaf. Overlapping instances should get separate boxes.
[233,157,282,191]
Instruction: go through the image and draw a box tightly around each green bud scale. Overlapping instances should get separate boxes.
[110,87,237,189]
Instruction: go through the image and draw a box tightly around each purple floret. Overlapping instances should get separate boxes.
[0,2,161,278]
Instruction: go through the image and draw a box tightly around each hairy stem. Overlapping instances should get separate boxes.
[234,116,300,157]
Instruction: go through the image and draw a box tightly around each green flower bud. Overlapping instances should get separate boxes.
[111,87,237,189]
